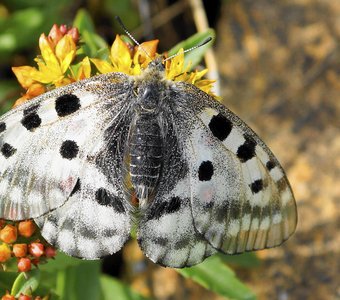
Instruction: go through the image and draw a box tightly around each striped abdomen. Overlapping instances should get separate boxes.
[127,115,163,200]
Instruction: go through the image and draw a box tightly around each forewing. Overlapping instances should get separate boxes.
[0,72,130,220]
[137,122,217,268]
[171,83,297,254]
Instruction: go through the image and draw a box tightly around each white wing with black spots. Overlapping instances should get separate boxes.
[170,83,297,254]
[0,56,297,267]
[137,123,216,267]
[35,160,132,259]
[0,73,130,220]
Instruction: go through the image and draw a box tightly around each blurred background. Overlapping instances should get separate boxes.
[0,0,339,299]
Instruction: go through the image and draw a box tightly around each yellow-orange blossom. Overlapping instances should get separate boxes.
[12,25,216,107]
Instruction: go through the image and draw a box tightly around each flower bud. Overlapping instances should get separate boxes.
[67,28,80,44]
[18,257,31,272]
[13,244,28,258]
[45,246,57,258]
[18,295,32,300]
[0,244,11,262]
[29,243,44,258]
[1,292,15,300]
[18,221,36,238]
[0,225,17,244]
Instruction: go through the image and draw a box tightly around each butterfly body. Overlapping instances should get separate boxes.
[0,58,297,267]
[123,62,166,202]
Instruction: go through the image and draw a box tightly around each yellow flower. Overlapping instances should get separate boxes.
[13,33,76,88]
[71,56,92,81]
[12,25,217,106]
[91,35,159,76]
[12,25,79,105]
[165,49,218,98]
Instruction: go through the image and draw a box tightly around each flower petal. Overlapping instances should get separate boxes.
[110,35,132,69]
[56,35,76,73]
[91,58,115,74]
[39,34,60,71]
[12,66,37,89]
[133,40,159,68]
[75,56,91,80]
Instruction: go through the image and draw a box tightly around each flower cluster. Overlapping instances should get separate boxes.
[12,24,217,106]
[1,292,43,300]
[0,220,56,272]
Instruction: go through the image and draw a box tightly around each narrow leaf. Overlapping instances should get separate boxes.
[177,255,257,300]
[168,29,215,69]
[217,253,260,268]
[11,269,40,297]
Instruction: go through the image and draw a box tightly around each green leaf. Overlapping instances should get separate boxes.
[217,252,260,268]
[177,255,257,300]
[73,8,96,35]
[55,260,101,300]
[0,271,17,295]
[74,9,108,57]
[168,29,215,69]
[39,252,84,272]
[11,269,40,297]
[100,275,152,300]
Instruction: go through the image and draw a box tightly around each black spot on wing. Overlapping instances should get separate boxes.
[216,200,236,223]
[60,218,75,231]
[250,179,264,194]
[208,113,233,141]
[266,160,276,171]
[174,238,191,250]
[70,179,81,197]
[237,136,256,162]
[55,94,81,117]
[95,188,126,213]
[167,196,181,214]
[21,112,42,131]
[23,104,40,115]
[1,143,17,158]
[60,140,79,159]
[198,160,214,181]
[0,122,6,133]
[78,225,97,240]
[147,196,182,220]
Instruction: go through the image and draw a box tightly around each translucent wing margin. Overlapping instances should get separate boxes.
[170,83,297,254]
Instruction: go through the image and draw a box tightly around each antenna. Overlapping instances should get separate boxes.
[163,37,213,62]
[115,16,151,59]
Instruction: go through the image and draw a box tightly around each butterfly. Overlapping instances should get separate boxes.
[0,54,297,268]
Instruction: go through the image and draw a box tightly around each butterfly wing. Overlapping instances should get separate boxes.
[170,83,297,255]
[0,72,131,221]
[35,132,132,258]
[137,121,217,268]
